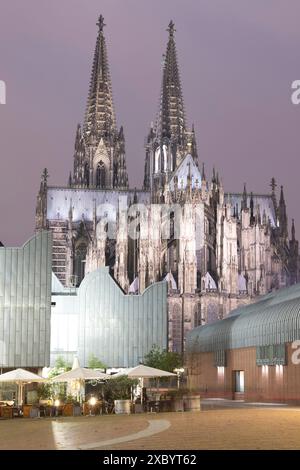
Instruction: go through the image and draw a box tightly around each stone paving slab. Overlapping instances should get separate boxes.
[1,408,300,450]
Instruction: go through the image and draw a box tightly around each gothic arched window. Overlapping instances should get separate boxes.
[154,148,160,173]
[74,241,87,286]
[163,144,168,171]
[96,161,106,188]
[171,305,182,354]
[84,162,89,187]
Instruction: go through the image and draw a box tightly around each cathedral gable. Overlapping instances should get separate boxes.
[94,138,110,168]
[169,154,202,191]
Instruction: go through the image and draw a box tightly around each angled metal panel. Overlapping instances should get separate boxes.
[0,232,52,368]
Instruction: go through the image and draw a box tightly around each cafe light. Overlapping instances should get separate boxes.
[89,397,97,406]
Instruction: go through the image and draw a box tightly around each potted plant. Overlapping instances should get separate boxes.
[62,395,74,416]
[62,395,82,416]
[71,398,82,416]
[103,376,138,414]
[168,389,186,412]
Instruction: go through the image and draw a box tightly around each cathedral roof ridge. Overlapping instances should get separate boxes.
[48,185,149,194]
[228,192,272,198]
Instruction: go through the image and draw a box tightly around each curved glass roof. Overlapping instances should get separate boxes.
[187,283,300,353]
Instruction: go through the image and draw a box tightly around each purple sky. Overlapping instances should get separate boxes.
[0,0,300,246]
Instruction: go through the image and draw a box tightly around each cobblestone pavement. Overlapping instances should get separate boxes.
[1,407,300,450]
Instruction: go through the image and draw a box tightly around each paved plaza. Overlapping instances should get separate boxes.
[1,402,300,450]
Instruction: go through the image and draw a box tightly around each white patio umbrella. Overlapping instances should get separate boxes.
[51,364,108,402]
[0,368,45,406]
[111,365,176,404]
[51,367,109,382]
[127,365,177,379]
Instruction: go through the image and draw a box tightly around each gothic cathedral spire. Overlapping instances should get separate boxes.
[144,21,198,194]
[156,21,186,141]
[84,14,116,141]
[72,15,128,190]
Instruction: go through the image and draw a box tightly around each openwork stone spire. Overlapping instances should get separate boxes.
[156,20,186,140]
[84,14,116,141]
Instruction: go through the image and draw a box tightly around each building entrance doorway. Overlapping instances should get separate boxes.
[233,370,245,399]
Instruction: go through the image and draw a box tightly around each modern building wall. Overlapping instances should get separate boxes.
[0,232,52,369]
[187,344,300,403]
[51,267,168,367]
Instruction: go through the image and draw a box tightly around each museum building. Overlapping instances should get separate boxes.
[186,283,300,403]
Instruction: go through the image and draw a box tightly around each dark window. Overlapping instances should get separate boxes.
[214,350,226,367]
[96,161,106,188]
[256,344,286,366]
[84,162,89,187]
[74,242,87,286]
[170,211,175,239]
[171,306,182,354]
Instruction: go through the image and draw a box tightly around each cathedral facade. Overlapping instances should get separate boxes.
[35,15,299,354]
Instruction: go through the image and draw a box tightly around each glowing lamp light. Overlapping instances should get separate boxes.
[89,397,97,407]
[174,368,185,374]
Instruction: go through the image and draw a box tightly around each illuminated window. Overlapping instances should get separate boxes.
[217,367,225,380]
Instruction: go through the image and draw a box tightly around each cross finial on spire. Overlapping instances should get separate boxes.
[97,14,106,32]
[167,20,176,37]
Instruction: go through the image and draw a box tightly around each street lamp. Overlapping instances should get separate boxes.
[174,368,185,389]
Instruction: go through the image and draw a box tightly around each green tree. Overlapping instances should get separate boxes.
[48,356,71,378]
[144,345,182,372]
[44,357,72,402]
[87,354,106,370]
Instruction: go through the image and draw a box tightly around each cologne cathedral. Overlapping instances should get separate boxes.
[36,15,299,354]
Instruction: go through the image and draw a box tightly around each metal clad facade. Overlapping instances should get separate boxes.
[0,232,52,368]
[51,267,168,367]
[78,268,168,367]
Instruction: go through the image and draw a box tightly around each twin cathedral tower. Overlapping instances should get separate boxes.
[36,15,299,353]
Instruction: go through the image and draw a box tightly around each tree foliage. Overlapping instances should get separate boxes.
[87,354,106,370]
[144,345,182,372]
[48,356,71,379]
[36,357,72,401]
[103,376,138,401]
